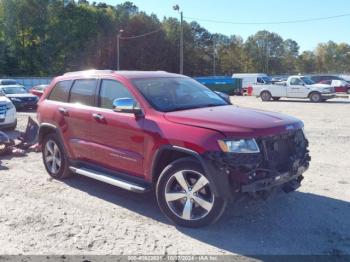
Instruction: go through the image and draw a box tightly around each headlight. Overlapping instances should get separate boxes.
[218,139,260,153]
[10,97,21,102]
[6,102,14,110]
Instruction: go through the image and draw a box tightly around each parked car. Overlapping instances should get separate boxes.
[0,96,17,130]
[30,84,49,98]
[0,79,19,86]
[0,85,39,110]
[308,74,344,84]
[37,70,310,227]
[253,75,336,102]
[319,79,350,94]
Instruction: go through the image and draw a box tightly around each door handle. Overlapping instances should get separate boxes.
[92,113,105,121]
[58,107,69,116]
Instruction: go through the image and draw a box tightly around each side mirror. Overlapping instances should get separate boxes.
[113,98,143,116]
[214,91,231,104]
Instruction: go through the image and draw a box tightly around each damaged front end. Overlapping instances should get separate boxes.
[204,129,311,200]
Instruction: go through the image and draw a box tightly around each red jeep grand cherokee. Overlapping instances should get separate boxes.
[37,70,310,227]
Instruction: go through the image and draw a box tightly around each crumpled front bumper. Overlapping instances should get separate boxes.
[202,130,310,200]
[240,167,306,193]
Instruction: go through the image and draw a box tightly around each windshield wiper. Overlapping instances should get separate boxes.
[168,103,225,112]
[196,103,227,109]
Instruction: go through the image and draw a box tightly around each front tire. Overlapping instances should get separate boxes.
[42,133,71,179]
[156,158,227,227]
[260,91,272,101]
[309,92,322,102]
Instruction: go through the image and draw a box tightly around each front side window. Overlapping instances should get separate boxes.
[99,80,134,109]
[69,79,97,106]
[290,78,303,85]
[48,81,72,102]
[132,77,228,112]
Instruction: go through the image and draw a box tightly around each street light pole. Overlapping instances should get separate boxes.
[173,5,184,74]
[117,29,124,70]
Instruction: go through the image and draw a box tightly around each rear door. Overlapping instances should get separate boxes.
[63,78,99,161]
[86,78,145,177]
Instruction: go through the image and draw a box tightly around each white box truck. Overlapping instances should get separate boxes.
[232,73,270,90]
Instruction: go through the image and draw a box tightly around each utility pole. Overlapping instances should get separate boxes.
[117,29,124,70]
[213,39,216,76]
[173,5,184,74]
[266,31,269,74]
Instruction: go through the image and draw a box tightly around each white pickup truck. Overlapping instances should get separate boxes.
[252,75,336,102]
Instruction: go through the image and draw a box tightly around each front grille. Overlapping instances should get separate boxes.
[0,104,6,115]
[0,104,6,122]
[19,97,36,102]
[258,129,308,173]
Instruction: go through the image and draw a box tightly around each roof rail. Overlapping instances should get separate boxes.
[63,69,114,76]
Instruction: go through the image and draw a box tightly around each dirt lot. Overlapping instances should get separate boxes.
[0,97,350,256]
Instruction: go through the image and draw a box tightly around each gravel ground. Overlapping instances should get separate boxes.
[0,97,350,256]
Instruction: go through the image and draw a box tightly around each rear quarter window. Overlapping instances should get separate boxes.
[48,80,72,102]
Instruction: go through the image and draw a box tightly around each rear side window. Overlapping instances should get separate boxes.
[99,79,134,109]
[69,79,97,106]
[48,80,72,102]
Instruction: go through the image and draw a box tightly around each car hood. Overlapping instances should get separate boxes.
[164,105,303,138]
[0,96,11,103]
[6,93,37,98]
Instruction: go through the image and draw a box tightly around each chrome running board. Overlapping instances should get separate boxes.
[69,167,147,193]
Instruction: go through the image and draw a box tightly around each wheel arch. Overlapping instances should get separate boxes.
[38,123,57,144]
[260,89,272,96]
[151,146,204,184]
[308,90,321,97]
[150,145,230,199]
[38,123,71,159]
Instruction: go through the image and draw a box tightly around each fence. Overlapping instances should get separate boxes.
[1,77,53,90]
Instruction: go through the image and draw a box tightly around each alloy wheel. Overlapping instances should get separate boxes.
[164,170,214,221]
[44,140,62,175]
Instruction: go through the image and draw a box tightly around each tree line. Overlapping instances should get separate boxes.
[0,0,349,77]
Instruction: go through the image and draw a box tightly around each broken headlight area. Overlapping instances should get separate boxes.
[206,129,310,195]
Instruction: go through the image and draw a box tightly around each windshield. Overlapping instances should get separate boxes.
[132,77,228,112]
[261,76,271,83]
[2,86,28,94]
[300,77,315,85]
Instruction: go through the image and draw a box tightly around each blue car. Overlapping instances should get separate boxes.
[0,85,39,110]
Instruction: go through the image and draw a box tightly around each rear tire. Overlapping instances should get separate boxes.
[309,92,322,103]
[156,158,227,227]
[260,91,272,101]
[42,133,72,179]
